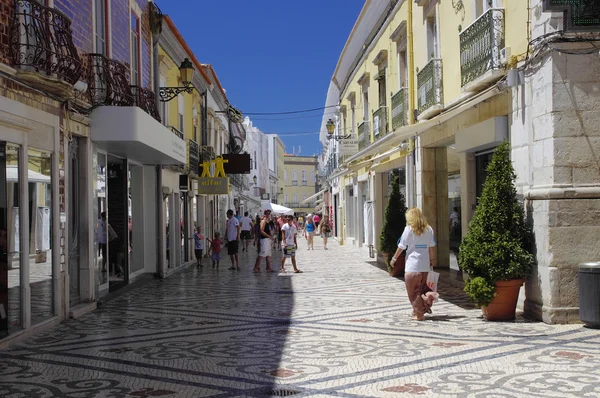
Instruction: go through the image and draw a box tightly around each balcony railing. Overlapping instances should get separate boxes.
[291,202,299,208]
[460,8,505,88]
[9,0,83,84]
[391,88,407,130]
[87,54,134,107]
[292,180,298,186]
[131,85,161,122]
[168,126,184,139]
[373,107,389,139]
[417,58,443,116]
[302,180,307,186]
[358,121,370,150]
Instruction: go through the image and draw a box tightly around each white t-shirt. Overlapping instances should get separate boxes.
[281,223,297,246]
[397,225,436,272]
[226,217,240,241]
[240,216,253,231]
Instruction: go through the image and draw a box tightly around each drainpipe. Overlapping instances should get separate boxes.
[406,0,416,208]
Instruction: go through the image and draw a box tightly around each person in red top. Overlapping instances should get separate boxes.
[207,232,223,269]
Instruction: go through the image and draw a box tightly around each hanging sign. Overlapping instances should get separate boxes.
[340,139,359,156]
[188,140,199,176]
[179,175,189,191]
[198,156,230,194]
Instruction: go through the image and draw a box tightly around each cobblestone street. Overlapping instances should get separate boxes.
[1,236,599,397]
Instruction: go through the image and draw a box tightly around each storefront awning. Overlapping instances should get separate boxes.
[6,165,50,183]
[299,189,327,205]
[238,193,260,206]
[91,106,187,165]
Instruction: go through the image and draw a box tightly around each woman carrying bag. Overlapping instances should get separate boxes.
[390,208,438,321]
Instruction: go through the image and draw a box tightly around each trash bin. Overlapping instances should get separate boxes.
[578,262,600,328]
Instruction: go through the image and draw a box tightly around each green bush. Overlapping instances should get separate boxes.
[464,277,496,306]
[458,141,534,306]
[379,170,407,272]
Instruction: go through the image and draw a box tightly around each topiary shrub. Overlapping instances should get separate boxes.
[458,141,534,306]
[379,170,407,272]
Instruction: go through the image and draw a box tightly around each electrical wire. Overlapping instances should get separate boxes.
[241,104,338,116]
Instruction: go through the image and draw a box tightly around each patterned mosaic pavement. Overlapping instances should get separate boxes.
[1,235,599,397]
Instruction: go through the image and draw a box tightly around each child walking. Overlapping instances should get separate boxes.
[207,232,223,269]
[194,226,205,267]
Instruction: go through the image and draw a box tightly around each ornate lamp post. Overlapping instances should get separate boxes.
[326,118,350,141]
[159,58,195,102]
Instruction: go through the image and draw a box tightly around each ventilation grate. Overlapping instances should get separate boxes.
[264,388,302,397]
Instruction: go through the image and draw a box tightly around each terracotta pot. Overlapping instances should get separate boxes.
[482,279,524,321]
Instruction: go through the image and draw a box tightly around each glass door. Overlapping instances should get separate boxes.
[0,143,8,338]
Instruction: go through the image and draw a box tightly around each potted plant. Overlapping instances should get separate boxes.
[458,141,534,321]
[379,170,407,276]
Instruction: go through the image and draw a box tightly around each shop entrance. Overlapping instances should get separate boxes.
[447,144,461,271]
[107,155,127,291]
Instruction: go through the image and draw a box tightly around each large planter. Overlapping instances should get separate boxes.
[482,279,524,321]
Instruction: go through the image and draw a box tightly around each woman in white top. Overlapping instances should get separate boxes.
[390,207,437,321]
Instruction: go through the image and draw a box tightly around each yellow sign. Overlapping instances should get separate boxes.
[198,157,230,194]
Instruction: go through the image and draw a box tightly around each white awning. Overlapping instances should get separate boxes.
[238,193,260,206]
[299,189,327,205]
[6,165,50,183]
[91,106,187,165]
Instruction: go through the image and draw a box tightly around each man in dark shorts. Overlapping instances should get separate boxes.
[225,209,241,270]
[239,211,254,252]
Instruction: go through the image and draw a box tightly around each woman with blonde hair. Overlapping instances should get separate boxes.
[319,215,332,250]
[390,207,437,321]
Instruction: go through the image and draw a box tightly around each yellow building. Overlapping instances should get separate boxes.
[283,155,319,215]
[321,0,599,323]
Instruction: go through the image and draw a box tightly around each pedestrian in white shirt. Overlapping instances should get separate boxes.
[280,215,302,274]
[225,209,241,270]
[239,211,254,252]
[390,207,437,321]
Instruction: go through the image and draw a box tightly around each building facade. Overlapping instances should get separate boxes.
[0,0,245,347]
[283,155,319,215]
[321,0,600,323]
[267,134,285,204]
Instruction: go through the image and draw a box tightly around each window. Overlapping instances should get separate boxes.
[351,100,356,137]
[293,194,298,205]
[426,14,438,60]
[474,0,491,19]
[284,194,288,204]
[253,151,257,169]
[159,76,168,125]
[284,169,288,181]
[312,171,316,182]
[301,170,307,182]
[342,109,347,138]
[398,50,408,88]
[377,69,387,107]
[292,171,297,182]
[94,0,108,55]
[130,12,140,85]
[178,94,184,133]
[362,89,369,122]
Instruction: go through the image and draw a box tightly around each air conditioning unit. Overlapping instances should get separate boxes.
[499,47,511,65]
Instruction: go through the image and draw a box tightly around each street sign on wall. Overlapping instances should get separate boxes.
[340,139,359,156]
[198,177,229,194]
[188,140,199,176]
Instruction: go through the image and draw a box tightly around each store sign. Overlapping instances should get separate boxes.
[543,0,600,32]
[179,175,189,191]
[188,140,199,176]
[221,153,251,174]
[198,156,230,194]
[340,139,359,156]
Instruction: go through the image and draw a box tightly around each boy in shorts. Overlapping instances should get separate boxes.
[280,215,302,274]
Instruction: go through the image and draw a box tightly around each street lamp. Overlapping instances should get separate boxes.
[158,58,195,102]
[326,118,351,141]
[253,175,257,185]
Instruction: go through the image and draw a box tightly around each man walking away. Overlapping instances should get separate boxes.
[225,209,241,270]
[240,211,254,252]
[281,215,302,273]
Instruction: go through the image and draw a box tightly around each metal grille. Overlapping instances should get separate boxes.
[391,88,407,130]
[459,9,505,87]
[373,106,388,139]
[87,54,134,107]
[9,0,83,84]
[131,85,161,122]
[358,121,370,150]
[416,59,443,115]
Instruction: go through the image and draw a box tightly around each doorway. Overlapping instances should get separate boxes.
[107,155,127,291]
[68,138,81,305]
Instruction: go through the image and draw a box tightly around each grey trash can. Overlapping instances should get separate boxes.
[578,262,600,328]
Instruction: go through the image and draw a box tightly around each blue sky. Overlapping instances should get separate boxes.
[155,0,364,157]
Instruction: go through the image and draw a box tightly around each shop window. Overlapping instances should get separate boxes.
[94,0,109,55]
[130,12,140,85]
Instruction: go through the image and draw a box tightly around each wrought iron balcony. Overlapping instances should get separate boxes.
[417,59,443,118]
[229,174,246,190]
[460,8,505,89]
[131,86,161,122]
[87,54,134,107]
[391,88,408,130]
[168,126,184,139]
[200,146,215,162]
[8,0,83,84]
[373,107,389,139]
[357,121,370,150]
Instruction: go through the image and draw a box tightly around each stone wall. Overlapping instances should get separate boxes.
[510,2,600,323]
